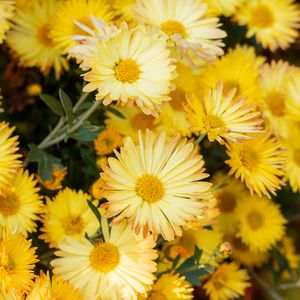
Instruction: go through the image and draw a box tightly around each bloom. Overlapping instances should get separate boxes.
[40,188,99,248]
[0,0,14,43]
[226,133,286,197]
[102,130,211,241]
[203,0,245,17]
[52,221,157,299]
[71,22,176,116]
[235,195,286,252]
[235,0,300,51]
[184,81,263,144]
[0,169,42,236]
[41,166,67,190]
[203,262,250,300]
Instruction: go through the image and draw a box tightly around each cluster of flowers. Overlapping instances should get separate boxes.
[0,0,300,299]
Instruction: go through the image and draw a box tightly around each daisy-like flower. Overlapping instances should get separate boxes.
[50,0,113,53]
[70,22,176,117]
[40,188,99,248]
[0,228,38,297]
[235,195,286,252]
[235,0,300,51]
[0,169,42,237]
[52,221,157,300]
[113,0,136,22]
[0,122,22,192]
[6,0,68,78]
[203,0,245,17]
[102,130,211,241]
[27,271,83,300]
[135,0,226,63]
[184,81,263,144]
[226,133,286,197]
[203,262,250,300]
[278,237,300,271]
[145,273,194,300]
[0,0,14,43]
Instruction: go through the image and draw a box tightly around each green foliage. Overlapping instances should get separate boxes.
[39,93,64,116]
[58,88,74,128]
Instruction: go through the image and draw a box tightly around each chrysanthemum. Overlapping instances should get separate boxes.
[135,0,226,63]
[0,169,42,236]
[235,195,286,252]
[259,60,297,138]
[203,262,250,300]
[0,228,37,297]
[235,0,300,51]
[26,271,83,300]
[286,67,300,122]
[70,22,176,117]
[94,126,123,156]
[91,177,106,200]
[50,0,113,53]
[41,166,67,190]
[184,81,263,144]
[279,236,300,271]
[102,130,211,241]
[0,122,22,191]
[198,45,264,105]
[203,0,245,17]
[226,133,286,197]
[40,188,99,248]
[6,0,68,78]
[113,0,136,22]
[146,273,193,300]
[0,0,14,43]
[52,221,157,300]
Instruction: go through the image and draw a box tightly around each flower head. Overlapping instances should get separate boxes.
[0,0,14,43]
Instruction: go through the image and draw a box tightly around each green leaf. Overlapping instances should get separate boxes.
[172,255,181,270]
[194,246,203,263]
[39,94,64,116]
[59,89,74,128]
[87,200,102,227]
[106,106,125,119]
[71,125,104,142]
[183,268,210,286]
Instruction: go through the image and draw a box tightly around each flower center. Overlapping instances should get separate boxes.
[267,92,286,117]
[170,90,184,111]
[160,20,187,37]
[251,4,274,28]
[203,115,225,131]
[131,112,155,130]
[240,147,259,170]
[0,191,20,216]
[90,243,120,273]
[136,174,164,203]
[247,210,264,230]
[61,215,84,235]
[293,149,300,166]
[0,251,14,273]
[115,59,140,83]
[217,191,237,213]
[37,24,53,47]
[147,291,167,300]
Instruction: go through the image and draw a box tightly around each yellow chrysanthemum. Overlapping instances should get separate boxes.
[226,133,286,197]
[40,188,99,248]
[15,0,36,9]
[135,0,226,63]
[203,262,250,300]
[184,81,263,144]
[50,0,113,53]
[102,130,211,241]
[235,195,286,252]
[0,228,37,297]
[279,236,300,271]
[203,0,245,17]
[0,0,14,43]
[70,22,176,117]
[41,166,67,191]
[146,273,193,300]
[26,271,83,300]
[91,177,106,200]
[198,45,264,105]
[6,0,68,78]
[259,60,298,138]
[0,122,22,191]
[286,67,300,122]
[113,0,135,22]
[94,126,123,156]
[52,221,157,300]
[0,169,42,236]
[235,0,300,51]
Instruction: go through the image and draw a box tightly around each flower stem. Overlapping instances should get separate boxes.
[194,134,206,145]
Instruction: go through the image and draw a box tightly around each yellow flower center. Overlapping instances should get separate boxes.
[203,115,225,132]
[115,59,140,83]
[0,192,20,216]
[131,112,155,130]
[251,4,274,28]
[247,210,264,230]
[267,92,286,117]
[170,90,184,111]
[160,20,187,38]
[148,291,167,300]
[90,243,120,272]
[136,174,164,203]
[37,24,53,47]
[293,149,300,166]
[0,250,14,273]
[217,191,237,213]
[240,147,259,170]
[61,215,84,235]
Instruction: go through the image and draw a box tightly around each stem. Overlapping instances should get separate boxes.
[278,279,300,290]
[73,92,89,112]
[194,134,206,145]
